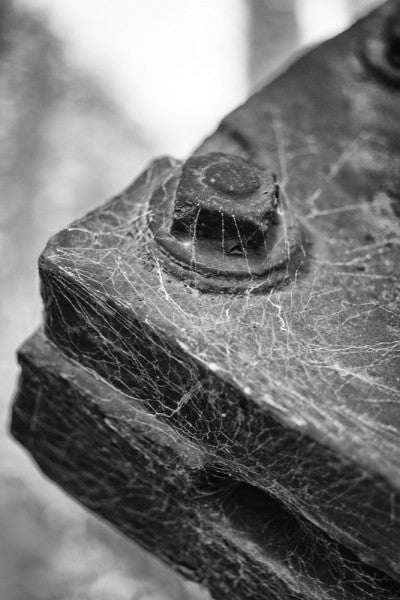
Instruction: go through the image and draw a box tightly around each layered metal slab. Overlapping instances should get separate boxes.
[12,331,400,600]
[11,1,400,598]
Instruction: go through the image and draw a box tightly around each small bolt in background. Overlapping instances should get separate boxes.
[363,3,400,86]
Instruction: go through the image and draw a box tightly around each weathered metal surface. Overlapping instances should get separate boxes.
[11,1,400,598]
[363,1,400,86]
[12,331,400,600]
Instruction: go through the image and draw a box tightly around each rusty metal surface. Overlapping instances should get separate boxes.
[13,329,400,600]
[192,0,400,475]
[10,1,400,598]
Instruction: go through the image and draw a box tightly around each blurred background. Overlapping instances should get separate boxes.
[0,1,383,598]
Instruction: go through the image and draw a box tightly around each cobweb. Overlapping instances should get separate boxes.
[33,103,400,599]
[16,3,400,598]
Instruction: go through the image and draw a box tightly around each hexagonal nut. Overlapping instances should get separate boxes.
[171,153,279,248]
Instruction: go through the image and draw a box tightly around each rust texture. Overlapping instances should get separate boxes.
[11,2,400,599]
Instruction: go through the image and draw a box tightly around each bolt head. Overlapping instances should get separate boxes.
[172,153,279,247]
[147,153,300,292]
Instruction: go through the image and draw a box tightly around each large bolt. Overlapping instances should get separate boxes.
[171,153,279,254]
[148,152,300,292]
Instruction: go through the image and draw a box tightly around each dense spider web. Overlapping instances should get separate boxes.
[15,4,400,599]
[31,104,400,599]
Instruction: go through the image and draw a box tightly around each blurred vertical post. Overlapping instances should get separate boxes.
[246,0,299,92]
